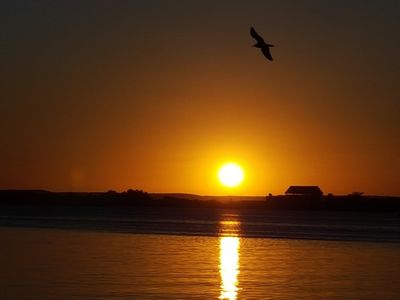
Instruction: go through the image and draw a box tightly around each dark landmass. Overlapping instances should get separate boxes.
[1,189,399,212]
[1,189,400,242]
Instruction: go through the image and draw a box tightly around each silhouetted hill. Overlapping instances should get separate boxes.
[151,193,265,202]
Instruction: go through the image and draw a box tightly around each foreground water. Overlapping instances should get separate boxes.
[1,220,400,299]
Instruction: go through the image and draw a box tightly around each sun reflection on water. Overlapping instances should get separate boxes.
[219,219,240,300]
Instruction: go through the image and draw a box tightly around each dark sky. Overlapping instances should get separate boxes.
[1,1,399,195]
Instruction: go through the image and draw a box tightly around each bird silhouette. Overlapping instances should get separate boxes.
[250,27,274,61]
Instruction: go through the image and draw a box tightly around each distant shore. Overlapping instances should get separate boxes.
[1,189,400,212]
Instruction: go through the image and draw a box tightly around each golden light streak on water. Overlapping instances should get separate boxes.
[219,218,240,300]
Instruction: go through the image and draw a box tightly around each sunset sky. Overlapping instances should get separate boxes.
[1,1,399,196]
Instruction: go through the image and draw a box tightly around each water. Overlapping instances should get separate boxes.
[1,209,400,299]
[1,206,400,243]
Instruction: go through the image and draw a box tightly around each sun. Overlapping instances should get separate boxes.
[218,163,245,188]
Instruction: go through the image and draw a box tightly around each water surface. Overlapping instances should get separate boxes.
[1,223,400,299]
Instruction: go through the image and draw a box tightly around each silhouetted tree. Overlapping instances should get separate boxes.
[125,189,151,201]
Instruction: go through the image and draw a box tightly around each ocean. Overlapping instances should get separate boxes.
[1,207,400,299]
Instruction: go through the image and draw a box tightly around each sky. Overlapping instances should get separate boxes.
[1,0,399,196]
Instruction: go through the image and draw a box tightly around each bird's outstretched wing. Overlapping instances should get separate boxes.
[261,47,273,61]
[250,27,264,43]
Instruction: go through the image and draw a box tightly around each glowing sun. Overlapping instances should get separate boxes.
[218,163,244,188]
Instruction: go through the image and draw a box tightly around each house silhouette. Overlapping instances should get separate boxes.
[285,186,323,197]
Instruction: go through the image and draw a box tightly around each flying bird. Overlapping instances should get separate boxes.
[250,27,274,61]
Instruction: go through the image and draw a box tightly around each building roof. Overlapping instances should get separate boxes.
[285,186,323,195]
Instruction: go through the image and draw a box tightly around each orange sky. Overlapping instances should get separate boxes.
[1,1,399,195]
